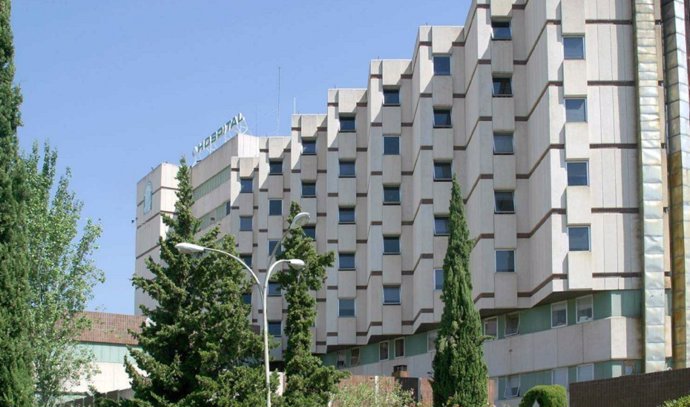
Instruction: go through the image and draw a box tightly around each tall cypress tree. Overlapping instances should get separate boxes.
[432,177,488,407]
[276,202,346,407]
[0,0,34,405]
[118,160,266,407]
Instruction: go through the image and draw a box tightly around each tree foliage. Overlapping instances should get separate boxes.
[518,385,567,407]
[331,380,419,407]
[0,0,34,404]
[275,202,346,407]
[24,143,104,407]
[116,160,265,407]
[432,177,488,407]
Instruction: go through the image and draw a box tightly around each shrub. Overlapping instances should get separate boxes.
[660,395,690,407]
[331,380,420,407]
[518,385,567,407]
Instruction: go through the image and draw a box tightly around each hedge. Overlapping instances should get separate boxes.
[660,395,690,407]
[518,385,567,407]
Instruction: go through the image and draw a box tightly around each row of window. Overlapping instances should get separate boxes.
[503,363,596,399]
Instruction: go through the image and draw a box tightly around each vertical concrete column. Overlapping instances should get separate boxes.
[634,0,667,373]
[663,0,690,369]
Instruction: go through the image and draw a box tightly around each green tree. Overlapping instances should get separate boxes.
[275,202,346,407]
[432,177,488,407]
[24,143,105,407]
[331,380,419,407]
[119,160,265,407]
[0,0,34,405]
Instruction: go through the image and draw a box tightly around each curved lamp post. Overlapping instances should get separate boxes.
[174,211,310,407]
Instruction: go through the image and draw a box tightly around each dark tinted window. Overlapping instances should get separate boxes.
[492,77,513,96]
[492,20,511,40]
[303,225,316,240]
[434,162,453,180]
[302,182,316,197]
[239,216,252,231]
[242,292,252,305]
[339,299,356,317]
[496,250,515,272]
[339,160,356,177]
[565,98,587,122]
[435,269,444,290]
[434,216,450,235]
[269,199,282,216]
[564,36,585,59]
[433,55,451,75]
[268,282,281,296]
[240,178,253,193]
[567,162,589,186]
[269,160,283,175]
[302,140,316,155]
[268,321,281,337]
[383,286,401,304]
[383,186,401,204]
[240,254,252,268]
[383,89,400,105]
[494,191,515,214]
[340,116,356,132]
[383,236,400,254]
[433,109,452,127]
[339,207,355,224]
[494,133,514,154]
[383,136,400,155]
[339,253,355,269]
[569,227,590,251]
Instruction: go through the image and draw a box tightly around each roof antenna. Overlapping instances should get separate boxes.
[276,66,281,135]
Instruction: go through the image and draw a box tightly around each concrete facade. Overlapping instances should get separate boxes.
[134,0,688,405]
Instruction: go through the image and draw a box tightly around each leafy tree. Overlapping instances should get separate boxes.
[432,176,488,407]
[275,202,346,407]
[331,380,419,407]
[117,160,266,407]
[24,143,104,407]
[0,0,34,405]
[518,385,567,407]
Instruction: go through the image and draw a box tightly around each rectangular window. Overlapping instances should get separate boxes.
[383,88,400,106]
[565,98,587,122]
[552,367,569,390]
[484,318,498,338]
[240,178,253,193]
[434,216,450,235]
[394,338,405,357]
[576,295,593,323]
[492,77,513,96]
[268,282,281,296]
[434,162,453,180]
[269,160,283,175]
[383,286,401,305]
[225,201,232,216]
[239,216,252,231]
[433,55,451,75]
[340,115,356,132]
[339,207,355,224]
[427,331,438,352]
[240,254,252,268]
[493,133,514,154]
[505,313,519,336]
[242,292,252,305]
[302,182,316,197]
[302,139,316,155]
[303,225,316,240]
[576,364,594,382]
[433,109,452,128]
[434,269,444,290]
[351,348,360,366]
[268,240,281,256]
[383,186,401,204]
[339,253,355,270]
[551,301,568,328]
[379,341,389,360]
[383,236,400,254]
[383,135,400,155]
[568,226,590,251]
[339,298,356,317]
[567,161,589,186]
[268,321,281,337]
[495,250,515,272]
[492,20,512,40]
[339,160,356,177]
[505,375,520,398]
[494,191,515,214]
[269,199,282,216]
[564,36,585,59]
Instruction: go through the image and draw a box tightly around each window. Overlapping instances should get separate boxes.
[505,313,519,336]
[340,115,356,132]
[567,161,589,186]
[339,253,355,270]
[269,199,282,216]
[302,182,316,197]
[383,236,400,254]
[242,292,252,305]
[269,160,283,175]
[394,338,405,358]
[239,216,252,231]
[576,295,593,323]
[495,250,515,272]
[339,207,355,224]
[302,140,316,155]
[434,269,444,290]
[568,226,590,251]
[565,98,587,122]
[552,367,569,390]
[268,321,282,337]
[576,364,594,382]
[427,331,438,352]
[268,240,281,256]
[240,254,252,268]
[143,181,153,215]
[504,375,520,398]
[383,88,400,106]
[484,318,498,338]
[433,109,452,128]
[434,216,449,236]
[379,341,389,360]
[383,186,401,204]
[337,351,346,368]
[225,201,232,216]
[383,286,401,304]
[383,135,400,155]
[339,160,355,177]
[564,36,585,59]
[492,20,511,40]
[339,298,356,317]
[303,225,316,240]
[492,77,513,96]
[551,301,568,328]
[434,162,453,180]
[433,55,451,75]
[268,282,281,296]
[493,133,514,154]
[351,348,360,366]
[494,191,515,214]
[240,178,253,193]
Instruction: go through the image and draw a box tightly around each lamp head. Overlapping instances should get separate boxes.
[175,242,206,254]
[287,259,305,268]
[290,212,310,229]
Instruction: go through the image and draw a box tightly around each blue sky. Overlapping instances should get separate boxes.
[12,1,470,315]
